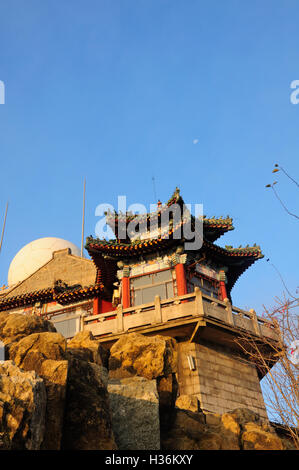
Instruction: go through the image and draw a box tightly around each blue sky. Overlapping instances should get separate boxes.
[0,0,298,314]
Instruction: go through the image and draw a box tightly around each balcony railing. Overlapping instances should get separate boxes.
[82,287,279,342]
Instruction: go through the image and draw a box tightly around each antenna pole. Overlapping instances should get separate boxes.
[81,178,86,258]
[152,176,157,202]
[0,202,8,254]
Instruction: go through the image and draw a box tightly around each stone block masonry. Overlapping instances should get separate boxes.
[7,249,97,296]
[177,340,268,420]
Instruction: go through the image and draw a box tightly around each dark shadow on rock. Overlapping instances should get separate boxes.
[108,377,160,450]
[61,357,116,450]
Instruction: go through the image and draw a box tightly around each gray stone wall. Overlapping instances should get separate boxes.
[177,340,268,420]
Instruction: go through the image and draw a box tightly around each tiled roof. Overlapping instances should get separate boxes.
[86,235,262,260]
[0,284,103,311]
[0,287,56,311]
[86,232,263,296]
[104,188,234,242]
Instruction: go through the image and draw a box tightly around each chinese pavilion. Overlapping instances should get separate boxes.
[85,187,263,313]
[0,189,279,419]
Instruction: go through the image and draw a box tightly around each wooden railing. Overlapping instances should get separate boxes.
[82,287,279,341]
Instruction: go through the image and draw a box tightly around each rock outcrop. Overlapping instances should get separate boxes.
[161,405,286,450]
[9,331,68,450]
[62,357,116,450]
[109,332,177,380]
[108,332,179,448]
[9,331,67,369]
[108,377,160,450]
[0,361,47,450]
[0,313,56,351]
[66,330,109,368]
[0,315,294,451]
[0,315,116,450]
[175,394,201,413]
[61,329,115,450]
[241,421,283,450]
[38,359,68,449]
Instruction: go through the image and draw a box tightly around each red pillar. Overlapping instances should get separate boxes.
[93,297,100,315]
[219,270,228,300]
[175,263,187,297]
[122,276,130,308]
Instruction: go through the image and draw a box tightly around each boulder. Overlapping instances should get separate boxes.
[160,406,285,451]
[228,408,261,426]
[204,412,221,426]
[109,333,177,380]
[0,361,46,450]
[219,413,241,450]
[221,412,241,435]
[0,313,56,351]
[38,359,68,450]
[67,330,109,367]
[0,317,118,451]
[218,408,282,450]
[175,395,200,413]
[62,357,116,450]
[108,376,160,450]
[170,409,206,439]
[163,435,201,451]
[9,332,66,370]
[161,408,206,450]
[242,422,284,450]
[9,332,68,450]
[198,432,222,450]
[157,374,178,410]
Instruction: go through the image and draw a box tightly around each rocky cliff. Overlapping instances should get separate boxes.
[0,313,295,450]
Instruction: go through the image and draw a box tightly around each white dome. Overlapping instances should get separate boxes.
[8,237,81,286]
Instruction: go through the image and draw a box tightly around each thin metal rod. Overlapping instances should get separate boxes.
[0,202,8,254]
[152,176,157,202]
[81,179,86,257]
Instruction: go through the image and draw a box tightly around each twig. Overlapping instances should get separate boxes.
[271,185,299,220]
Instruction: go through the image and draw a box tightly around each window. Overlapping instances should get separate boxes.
[187,275,220,299]
[51,314,80,339]
[130,269,174,305]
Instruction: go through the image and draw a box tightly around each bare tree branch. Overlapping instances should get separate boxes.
[274,164,299,189]
[235,297,299,448]
[271,184,299,220]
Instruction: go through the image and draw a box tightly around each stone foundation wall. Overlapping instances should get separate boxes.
[177,340,268,420]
